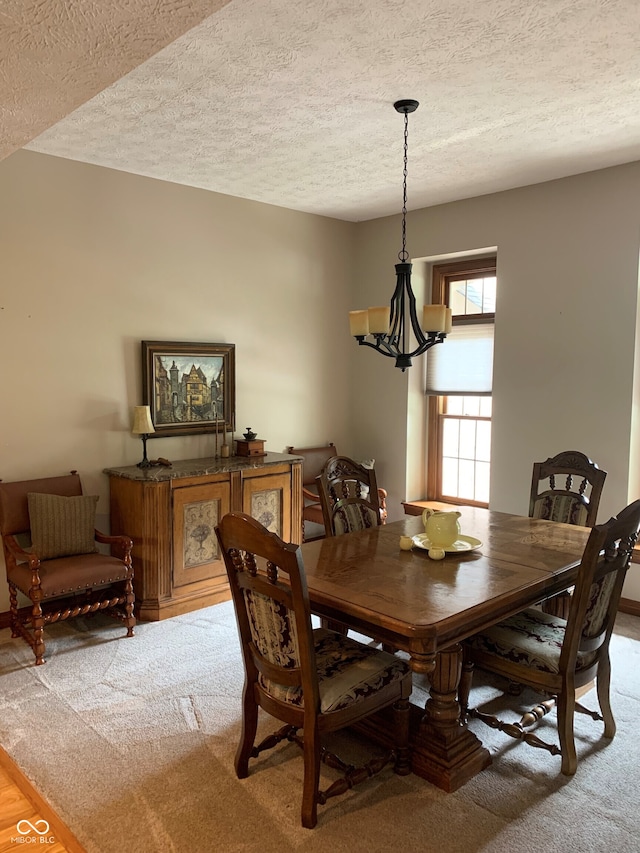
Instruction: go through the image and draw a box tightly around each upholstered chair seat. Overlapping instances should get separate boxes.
[215,511,412,829]
[460,499,640,777]
[7,549,133,601]
[0,472,136,665]
[258,626,409,712]
[464,608,598,675]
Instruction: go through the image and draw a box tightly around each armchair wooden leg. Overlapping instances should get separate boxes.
[31,599,46,666]
[8,582,20,638]
[123,575,136,637]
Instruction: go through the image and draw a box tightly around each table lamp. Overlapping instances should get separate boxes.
[132,405,155,468]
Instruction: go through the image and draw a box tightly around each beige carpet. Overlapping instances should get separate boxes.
[1,603,639,853]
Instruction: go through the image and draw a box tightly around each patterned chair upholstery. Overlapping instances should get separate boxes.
[459,499,640,776]
[529,450,606,528]
[215,512,412,829]
[286,444,388,541]
[530,450,607,618]
[316,455,384,537]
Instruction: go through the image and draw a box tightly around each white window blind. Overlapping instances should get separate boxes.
[425,322,494,395]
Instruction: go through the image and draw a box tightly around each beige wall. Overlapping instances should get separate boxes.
[352,163,640,601]
[0,149,355,612]
[2,151,640,612]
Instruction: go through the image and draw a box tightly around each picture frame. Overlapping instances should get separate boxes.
[142,341,236,439]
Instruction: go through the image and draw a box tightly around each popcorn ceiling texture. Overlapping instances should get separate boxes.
[0,0,231,159]
[11,0,640,220]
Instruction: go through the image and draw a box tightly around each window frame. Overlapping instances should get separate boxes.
[426,256,496,506]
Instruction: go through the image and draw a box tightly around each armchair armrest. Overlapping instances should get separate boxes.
[3,533,41,568]
[3,533,43,590]
[95,529,134,561]
[302,485,320,504]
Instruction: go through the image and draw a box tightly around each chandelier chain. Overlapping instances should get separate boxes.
[399,109,409,263]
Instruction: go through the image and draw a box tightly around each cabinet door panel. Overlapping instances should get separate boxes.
[173,481,231,588]
[242,472,292,541]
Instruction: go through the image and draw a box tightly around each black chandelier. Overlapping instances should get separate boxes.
[349,99,451,371]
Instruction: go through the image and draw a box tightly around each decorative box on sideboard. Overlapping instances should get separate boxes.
[105,452,302,621]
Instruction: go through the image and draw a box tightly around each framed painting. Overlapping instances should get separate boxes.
[142,341,236,438]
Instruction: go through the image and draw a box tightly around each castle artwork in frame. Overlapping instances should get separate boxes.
[142,341,236,438]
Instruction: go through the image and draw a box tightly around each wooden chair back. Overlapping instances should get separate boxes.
[561,499,640,678]
[316,455,382,536]
[530,451,607,618]
[215,511,412,828]
[0,473,82,539]
[215,511,319,712]
[529,450,606,528]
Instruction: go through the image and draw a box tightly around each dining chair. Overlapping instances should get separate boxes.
[0,472,136,665]
[529,450,606,527]
[316,455,385,537]
[215,511,412,829]
[315,455,394,644]
[529,450,607,618]
[459,498,640,776]
[286,443,388,541]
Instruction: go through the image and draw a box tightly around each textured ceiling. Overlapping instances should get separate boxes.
[0,0,232,159]
[16,0,640,221]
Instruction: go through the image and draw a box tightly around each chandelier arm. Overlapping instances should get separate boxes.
[355,338,399,358]
[354,332,445,364]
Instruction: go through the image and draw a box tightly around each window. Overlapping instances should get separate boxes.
[426,257,497,507]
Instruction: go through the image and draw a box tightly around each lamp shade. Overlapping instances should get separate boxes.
[132,405,155,435]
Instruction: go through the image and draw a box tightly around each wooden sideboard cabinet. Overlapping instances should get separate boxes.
[105,452,302,620]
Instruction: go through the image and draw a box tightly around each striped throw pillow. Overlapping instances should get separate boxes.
[27,493,98,559]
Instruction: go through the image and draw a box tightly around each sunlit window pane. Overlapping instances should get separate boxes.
[446,397,463,415]
[461,396,480,417]
[442,419,460,457]
[458,459,476,500]
[479,397,493,417]
[482,277,497,313]
[442,457,459,497]
[476,421,491,462]
[449,282,467,316]
[435,397,491,504]
[459,420,477,460]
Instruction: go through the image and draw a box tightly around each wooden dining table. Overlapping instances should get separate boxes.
[299,506,591,792]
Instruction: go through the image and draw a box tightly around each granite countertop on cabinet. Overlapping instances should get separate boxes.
[104,451,303,482]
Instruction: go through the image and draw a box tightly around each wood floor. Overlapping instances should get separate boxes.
[0,747,84,853]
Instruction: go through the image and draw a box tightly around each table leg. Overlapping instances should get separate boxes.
[409,643,491,791]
